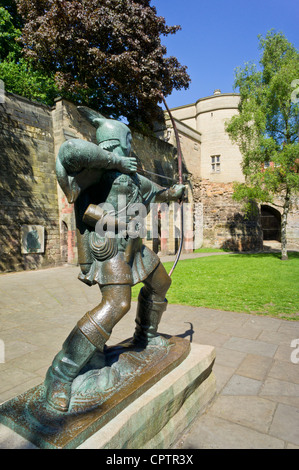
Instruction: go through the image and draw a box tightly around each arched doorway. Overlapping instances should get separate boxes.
[260,205,281,242]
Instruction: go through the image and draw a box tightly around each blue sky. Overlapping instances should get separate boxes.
[155,0,299,109]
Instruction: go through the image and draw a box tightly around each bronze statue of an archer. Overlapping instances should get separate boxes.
[44,111,185,413]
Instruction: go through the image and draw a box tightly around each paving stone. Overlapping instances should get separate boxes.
[258,330,298,346]
[15,327,70,349]
[209,396,277,433]
[159,320,193,339]
[215,324,261,340]
[0,321,19,332]
[274,344,297,363]
[278,322,299,335]
[269,403,299,446]
[0,368,39,394]
[287,443,299,449]
[7,348,56,373]
[261,395,299,409]
[192,329,230,347]
[222,374,263,396]
[268,360,299,385]
[214,346,246,369]
[202,316,248,331]
[260,377,299,398]
[222,337,278,358]
[2,340,40,362]
[243,316,282,332]
[179,415,284,449]
[236,354,273,381]
[212,363,235,393]
[0,376,43,405]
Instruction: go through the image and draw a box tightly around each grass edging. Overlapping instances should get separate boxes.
[132,252,299,320]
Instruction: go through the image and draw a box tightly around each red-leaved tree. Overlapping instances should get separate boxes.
[16,0,190,129]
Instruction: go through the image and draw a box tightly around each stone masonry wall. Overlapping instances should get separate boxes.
[268,194,299,251]
[192,177,263,251]
[0,93,60,272]
[287,204,299,250]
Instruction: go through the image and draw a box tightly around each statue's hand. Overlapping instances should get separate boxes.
[117,156,137,174]
[168,184,186,201]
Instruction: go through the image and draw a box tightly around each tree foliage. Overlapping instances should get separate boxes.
[0,0,22,27]
[0,53,58,104]
[14,0,190,129]
[226,31,299,259]
[0,5,21,60]
[0,5,58,104]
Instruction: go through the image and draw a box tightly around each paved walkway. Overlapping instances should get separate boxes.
[0,254,298,449]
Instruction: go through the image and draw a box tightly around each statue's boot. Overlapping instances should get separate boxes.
[133,288,168,347]
[44,313,110,412]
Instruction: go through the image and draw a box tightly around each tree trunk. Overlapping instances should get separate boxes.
[281,190,290,260]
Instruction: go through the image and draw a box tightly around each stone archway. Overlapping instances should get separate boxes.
[260,205,281,242]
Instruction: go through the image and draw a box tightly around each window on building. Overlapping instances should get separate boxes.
[211,155,221,172]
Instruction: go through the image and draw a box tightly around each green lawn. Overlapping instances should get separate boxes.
[193,247,229,253]
[132,252,299,320]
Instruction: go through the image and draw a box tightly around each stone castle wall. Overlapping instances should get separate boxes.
[162,92,299,252]
[0,93,60,272]
[192,177,263,251]
[191,177,299,252]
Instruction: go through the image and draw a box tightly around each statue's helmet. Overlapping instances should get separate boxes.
[94,118,132,156]
[77,107,132,156]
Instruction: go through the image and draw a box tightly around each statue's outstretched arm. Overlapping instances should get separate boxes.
[138,174,186,205]
[56,139,137,203]
[155,184,186,203]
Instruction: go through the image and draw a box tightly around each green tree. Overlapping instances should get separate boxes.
[0,6,58,104]
[0,5,21,60]
[0,0,23,28]
[15,0,190,130]
[0,53,58,105]
[226,31,299,260]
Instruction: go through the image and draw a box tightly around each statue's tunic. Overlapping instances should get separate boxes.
[75,170,165,287]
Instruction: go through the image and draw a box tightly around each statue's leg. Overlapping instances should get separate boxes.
[44,326,97,412]
[78,284,131,341]
[44,284,131,412]
[133,263,171,346]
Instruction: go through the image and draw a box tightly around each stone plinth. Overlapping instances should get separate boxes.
[0,343,216,449]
